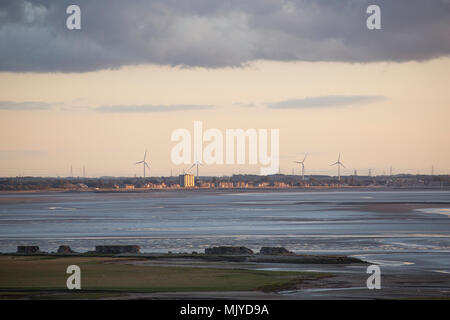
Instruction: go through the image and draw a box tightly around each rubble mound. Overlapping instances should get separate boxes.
[95,245,140,254]
[259,247,294,255]
[57,245,76,254]
[17,246,40,254]
[205,246,254,255]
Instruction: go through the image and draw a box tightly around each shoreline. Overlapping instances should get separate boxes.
[1,185,449,196]
[1,188,449,209]
[0,251,367,265]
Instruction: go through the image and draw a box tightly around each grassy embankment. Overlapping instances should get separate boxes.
[0,256,328,299]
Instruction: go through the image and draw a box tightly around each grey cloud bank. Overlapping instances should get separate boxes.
[0,0,450,72]
[0,101,53,110]
[267,96,387,109]
[94,104,213,113]
[0,100,213,112]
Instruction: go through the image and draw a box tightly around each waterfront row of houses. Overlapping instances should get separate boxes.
[1,174,447,191]
[113,174,294,190]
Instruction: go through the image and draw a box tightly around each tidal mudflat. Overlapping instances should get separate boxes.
[0,189,449,299]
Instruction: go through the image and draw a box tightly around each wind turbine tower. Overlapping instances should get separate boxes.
[330,153,345,181]
[135,150,150,178]
[293,153,308,181]
[189,161,203,181]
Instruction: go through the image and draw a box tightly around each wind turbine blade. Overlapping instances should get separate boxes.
[189,163,196,171]
[145,162,150,169]
[303,152,308,162]
[144,150,147,161]
[340,162,346,168]
[338,153,341,162]
[330,162,338,166]
[135,161,144,165]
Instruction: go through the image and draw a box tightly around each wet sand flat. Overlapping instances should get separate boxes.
[340,202,450,213]
[0,190,449,299]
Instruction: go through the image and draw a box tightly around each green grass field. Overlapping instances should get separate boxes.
[0,256,328,299]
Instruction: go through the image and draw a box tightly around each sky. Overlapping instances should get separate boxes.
[0,0,449,177]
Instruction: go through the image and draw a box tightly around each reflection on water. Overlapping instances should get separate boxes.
[417,207,450,217]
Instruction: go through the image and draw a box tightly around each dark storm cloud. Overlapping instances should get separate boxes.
[95,104,213,113]
[0,0,449,72]
[266,95,387,109]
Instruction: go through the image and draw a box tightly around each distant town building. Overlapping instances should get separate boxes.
[234,181,249,188]
[179,174,195,188]
[273,181,289,188]
[152,182,166,189]
[199,182,214,188]
[124,184,135,190]
[218,182,233,188]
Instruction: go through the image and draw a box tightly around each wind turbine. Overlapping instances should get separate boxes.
[135,150,150,178]
[330,153,345,181]
[293,152,308,181]
[189,160,203,180]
